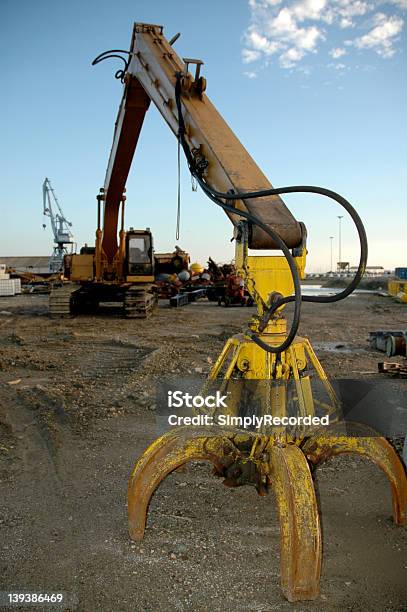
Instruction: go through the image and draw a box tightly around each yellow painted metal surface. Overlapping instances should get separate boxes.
[388,280,407,295]
[235,233,306,314]
[70,254,94,281]
[388,280,407,302]
[245,254,305,303]
[302,423,407,525]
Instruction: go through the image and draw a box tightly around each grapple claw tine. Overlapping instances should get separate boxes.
[302,422,407,525]
[127,426,237,541]
[270,444,321,602]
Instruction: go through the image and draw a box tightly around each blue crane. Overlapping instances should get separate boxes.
[42,178,74,273]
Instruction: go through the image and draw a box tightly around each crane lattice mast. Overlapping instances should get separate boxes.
[42,178,74,272]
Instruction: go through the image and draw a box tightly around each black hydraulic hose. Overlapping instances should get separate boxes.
[199,182,367,309]
[91,50,132,82]
[174,73,368,352]
[174,76,301,354]
[197,182,302,354]
[198,180,367,322]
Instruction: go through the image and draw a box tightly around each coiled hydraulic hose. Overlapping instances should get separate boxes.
[176,74,368,354]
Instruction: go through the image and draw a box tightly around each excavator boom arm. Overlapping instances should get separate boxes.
[100,22,303,262]
[101,77,150,261]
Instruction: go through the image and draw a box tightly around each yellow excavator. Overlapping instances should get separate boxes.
[71,23,407,602]
[49,69,157,317]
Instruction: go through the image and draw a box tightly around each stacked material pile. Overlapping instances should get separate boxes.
[0,265,21,296]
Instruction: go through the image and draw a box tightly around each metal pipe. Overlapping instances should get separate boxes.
[121,198,125,232]
[337,215,343,269]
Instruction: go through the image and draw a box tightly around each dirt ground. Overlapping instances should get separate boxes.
[0,292,406,612]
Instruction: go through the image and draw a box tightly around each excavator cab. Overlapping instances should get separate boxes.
[125,228,154,279]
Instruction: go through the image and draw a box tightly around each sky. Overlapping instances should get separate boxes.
[1,0,406,272]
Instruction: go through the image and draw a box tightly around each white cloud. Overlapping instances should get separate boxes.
[327,60,347,70]
[242,0,407,72]
[388,0,407,7]
[280,46,306,67]
[352,12,404,56]
[330,46,346,57]
[243,4,325,69]
[336,0,370,27]
[296,25,324,49]
[340,17,353,28]
[247,29,282,54]
[291,0,329,21]
[242,48,262,63]
[244,70,259,78]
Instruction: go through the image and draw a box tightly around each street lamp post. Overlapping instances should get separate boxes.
[329,236,334,273]
[337,215,343,273]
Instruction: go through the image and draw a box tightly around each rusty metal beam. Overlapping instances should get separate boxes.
[270,443,322,601]
[102,76,150,262]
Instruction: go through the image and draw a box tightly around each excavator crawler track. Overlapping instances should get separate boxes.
[49,284,78,318]
[123,286,157,319]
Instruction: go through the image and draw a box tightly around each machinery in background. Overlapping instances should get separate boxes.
[370,330,407,358]
[206,258,253,306]
[50,196,157,318]
[154,247,190,300]
[42,178,74,273]
[49,143,158,317]
[388,267,407,303]
[371,330,407,377]
[155,246,190,276]
[220,271,250,306]
[48,48,193,319]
